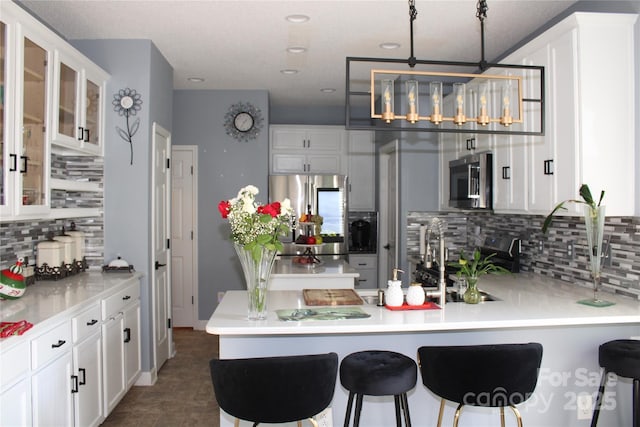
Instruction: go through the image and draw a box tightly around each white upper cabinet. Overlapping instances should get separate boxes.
[0,7,53,220]
[0,1,108,222]
[504,12,637,216]
[270,125,346,174]
[52,48,108,156]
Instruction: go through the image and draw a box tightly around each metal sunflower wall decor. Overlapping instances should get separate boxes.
[113,88,143,165]
[224,102,264,142]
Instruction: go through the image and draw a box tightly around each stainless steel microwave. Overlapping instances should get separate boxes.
[449,152,493,209]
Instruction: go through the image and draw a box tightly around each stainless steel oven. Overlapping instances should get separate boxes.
[449,151,492,209]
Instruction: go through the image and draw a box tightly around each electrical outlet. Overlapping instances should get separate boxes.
[577,394,592,420]
[538,240,544,254]
[315,407,333,427]
[566,241,574,259]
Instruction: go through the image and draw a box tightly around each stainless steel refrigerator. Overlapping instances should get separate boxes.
[269,174,348,258]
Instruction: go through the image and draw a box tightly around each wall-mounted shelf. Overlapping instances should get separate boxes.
[50,178,101,193]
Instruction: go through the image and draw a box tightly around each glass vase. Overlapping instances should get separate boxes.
[579,205,614,307]
[234,243,278,320]
[463,276,481,304]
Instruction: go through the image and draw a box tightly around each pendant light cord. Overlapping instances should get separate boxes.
[477,0,489,70]
[408,0,418,67]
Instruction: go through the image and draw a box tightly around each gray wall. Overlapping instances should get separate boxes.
[72,39,174,374]
[172,90,269,321]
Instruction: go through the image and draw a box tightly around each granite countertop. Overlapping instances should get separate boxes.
[206,272,640,336]
[271,258,359,278]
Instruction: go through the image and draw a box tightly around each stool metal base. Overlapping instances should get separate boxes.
[432,399,523,427]
[591,368,640,427]
[343,391,412,427]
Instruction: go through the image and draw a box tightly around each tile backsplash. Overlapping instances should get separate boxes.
[0,154,104,271]
[408,211,640,299]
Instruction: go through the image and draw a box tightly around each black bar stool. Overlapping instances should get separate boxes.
[339,350,417,427]
[591,339,640,427]
[209,352,338,427]
[417,343,543,427]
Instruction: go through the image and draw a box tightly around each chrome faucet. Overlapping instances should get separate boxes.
[424,218,447,307]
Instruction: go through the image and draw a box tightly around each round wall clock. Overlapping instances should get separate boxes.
[224,102,264,142]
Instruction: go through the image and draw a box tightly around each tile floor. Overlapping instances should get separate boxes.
[102,328,220,427]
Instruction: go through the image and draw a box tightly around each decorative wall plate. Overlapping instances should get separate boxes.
[224,102,264,142]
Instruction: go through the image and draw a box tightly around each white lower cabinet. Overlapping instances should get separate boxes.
[31,347,74,426]
[72,315,103,427]
[349,254,378,289]
[123,302,141,389]
[102,313,126,414]
[102,280,141,414]
[0,275,141,426]
[0,376,31,426]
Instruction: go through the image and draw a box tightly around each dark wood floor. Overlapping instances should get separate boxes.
[102,328,220,426]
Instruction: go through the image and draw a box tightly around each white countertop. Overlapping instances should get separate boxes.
[0,271,142,342]
[271,257,359,278]
[207,273,640,336]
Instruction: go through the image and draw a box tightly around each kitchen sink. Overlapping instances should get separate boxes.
[446,290,500,303]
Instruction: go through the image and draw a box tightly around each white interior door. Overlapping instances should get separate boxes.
[152,123,172,372]
[378,140,399,285]
[170,146,198,328]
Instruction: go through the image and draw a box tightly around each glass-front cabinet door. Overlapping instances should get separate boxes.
[53,50,105,155]
[57,59,78,142]
[0,14,50,219]
[0,20,8,215]
[19,33,49,214]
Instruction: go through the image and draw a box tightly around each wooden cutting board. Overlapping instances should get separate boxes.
[303,289,363,306]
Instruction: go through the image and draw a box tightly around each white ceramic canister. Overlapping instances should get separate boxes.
[65,228,85,263]
[54,234,76,265]
[406,282,426,306]
[37,240,64,268]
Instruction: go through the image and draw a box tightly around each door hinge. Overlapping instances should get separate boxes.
[190,165,194,175]
[191,296,194,305]
[190,230,194,240]
[167,318,172,329]
[166,158,170,169]
[167,238,170,249]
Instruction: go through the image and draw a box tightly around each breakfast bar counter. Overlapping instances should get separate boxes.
[207,274,640,426]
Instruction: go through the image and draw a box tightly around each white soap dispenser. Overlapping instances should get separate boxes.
[385,268,404,307]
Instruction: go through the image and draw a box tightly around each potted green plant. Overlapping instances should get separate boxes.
[541,184,612,307]
[449,249,510,304]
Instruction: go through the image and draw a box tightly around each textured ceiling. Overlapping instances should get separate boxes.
[19,0,577,109]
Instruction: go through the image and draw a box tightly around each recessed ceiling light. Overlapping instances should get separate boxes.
[320,88,336,93]
[187,77,205,82]
[286,14,310,23]
[287,46,307,54]
[379,42,401,50]
[280,69,299,75]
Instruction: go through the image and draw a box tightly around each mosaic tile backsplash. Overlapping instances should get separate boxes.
[0,154,104,272]
[407,211,640,300]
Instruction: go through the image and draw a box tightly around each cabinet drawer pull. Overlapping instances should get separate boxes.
[19,156,28,174]
[78,126,84,141]
[51,339,66,348]
[357,263,367,266]
[543,159,554,175]
[86,319,98,326]
[124,327,131,343]
[79,368,86,385]
[122,295,131,301]
[502,166,510,180]
[71,375,79,393]
[9,154,17,172]
[84,128,90,142]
